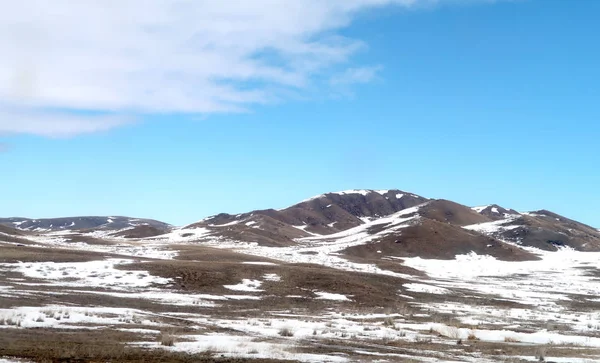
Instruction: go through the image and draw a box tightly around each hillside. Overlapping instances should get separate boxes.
[177,189,599,260]
[1,188,600,363]
[0,216,172,235]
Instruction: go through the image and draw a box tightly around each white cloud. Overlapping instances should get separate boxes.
[0,0,501,136]
[0,107,134,137]
[330,66,383,85]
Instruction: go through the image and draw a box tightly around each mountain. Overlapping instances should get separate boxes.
[165,188,600,260]
[197,189,428,232]
[418,199,492,226]
[173,190,539,261]
[183,189,429,247]
[4,189,598,257]
[466,209,600,252]
[0,216,172,235]
[471,204,520,220]
[335,198,536,261]
[2,188,599,363]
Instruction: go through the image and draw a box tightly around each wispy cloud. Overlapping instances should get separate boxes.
[0,107,135,137]
[330,66,384,86]
[0,0,502,136]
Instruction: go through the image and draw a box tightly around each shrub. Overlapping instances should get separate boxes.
[158,333,176,347]
[415,336,432,344]
[535,347,547,362]
[278,327,294,337]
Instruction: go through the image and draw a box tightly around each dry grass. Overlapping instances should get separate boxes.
[504,336,522,343]
[158,332,177,347]
[119,258,410,309]
[0,245,110,263]
[382,316,395,327]
[0,328,289,362]
[467,331,479,341]
[2,233,600,363]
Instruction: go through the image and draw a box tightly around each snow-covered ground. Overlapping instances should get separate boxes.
[6,259,172,290]
[2,210,600,362]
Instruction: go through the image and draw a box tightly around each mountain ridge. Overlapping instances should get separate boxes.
[2,189,598,257]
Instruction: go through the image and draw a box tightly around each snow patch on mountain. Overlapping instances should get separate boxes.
[464,217,521,234]
[299,189,394,203]
[472,205,491,213]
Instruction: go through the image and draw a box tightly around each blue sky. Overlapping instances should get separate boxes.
[1,0,599,227]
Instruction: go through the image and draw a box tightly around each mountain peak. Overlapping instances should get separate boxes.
[471,204,520,220]
[300,189,422,204]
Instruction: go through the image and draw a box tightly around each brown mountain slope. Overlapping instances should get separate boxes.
[494,212,600,252]
[0,224,36,245]
[283,190,428,233]
[0,216,171,233]
[109,224,171,239]
[196,213,309,247]
[343,218,538,261]
[418,199,492,226]
[0,224,25,236]
[189,189,429,237]
[172,189,597,256]
[474,204,521,220]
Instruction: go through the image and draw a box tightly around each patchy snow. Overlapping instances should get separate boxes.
[6,194,600,363]
[150,227,212,243]
[4,259,171,290]
[0,305,159,330]
[395,193,404,199]
[175,205,425,279]
[211,220,240,227]
[422,322,600,347]
[464,217,521,234]
[224,279,263,292]
[263,273,281,282]
[522,212,543,217]
[300,189,394,204]
[141,333,348,362]
[403,283,449,295]
[402,250,600,321]
[292,224,321,236]
[515,356,600,363]
[472,205,490,213]
[314,291,350,301]
[332,190,372,197]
